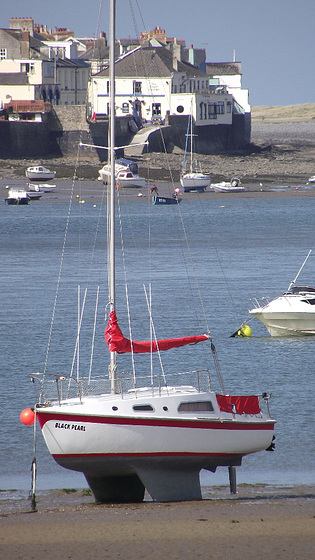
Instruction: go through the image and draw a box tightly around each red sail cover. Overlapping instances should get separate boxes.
[105,310,209,354]
[216,394,261,415]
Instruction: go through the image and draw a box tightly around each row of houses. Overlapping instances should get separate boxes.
[0,18,251,155]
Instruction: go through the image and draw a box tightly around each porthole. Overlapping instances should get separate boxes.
[176,105,184,113]
[112,406,118,411]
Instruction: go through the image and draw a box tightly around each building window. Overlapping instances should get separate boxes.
[152,103,161,116]
[0,48,7,60]
[217,102,225,114]
[133,81,142,94]
[208,103,217,119]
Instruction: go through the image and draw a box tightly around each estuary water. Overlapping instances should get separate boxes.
[1,180,315,492]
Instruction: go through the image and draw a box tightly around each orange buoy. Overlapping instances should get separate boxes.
[20,408,35,426]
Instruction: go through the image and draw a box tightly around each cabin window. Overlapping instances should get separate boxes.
[133,404,154,411]
[227,101,232,113]
[0,48,7,60]
[178,401,214,412]
[133,81,142,94]
[199,102,203,120]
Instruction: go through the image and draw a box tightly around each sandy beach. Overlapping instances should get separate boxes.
[1,485,314,560]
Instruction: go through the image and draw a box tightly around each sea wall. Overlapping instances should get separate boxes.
[0,105,251,159]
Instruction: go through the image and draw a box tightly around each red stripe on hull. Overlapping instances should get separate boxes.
[53,452,242,459]
[37,411,274,431]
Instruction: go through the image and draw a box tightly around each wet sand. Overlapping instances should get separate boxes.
[1,485,314,560]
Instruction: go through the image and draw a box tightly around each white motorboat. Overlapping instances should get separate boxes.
[22,0,275,506]
[211,178,245,193]
[98,158,146,188]
[249,286,315,336]
[249,250,315,336]
[26,166,56,181]
[307,175,315,184]
[180,110,211,192]
[5,187,29,205]
[28,183,57,193]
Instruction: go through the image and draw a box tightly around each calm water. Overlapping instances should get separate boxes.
[1,180,315,491]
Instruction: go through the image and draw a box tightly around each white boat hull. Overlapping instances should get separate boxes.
[36,388,274,501]
[249,291,315,336]
[29,183,57,192]
[26,167,56,181]
[180,173,211,190]
[250,310,315,336]
[212,185,245,193]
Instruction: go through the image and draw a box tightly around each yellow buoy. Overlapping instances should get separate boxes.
[237,324,252,337]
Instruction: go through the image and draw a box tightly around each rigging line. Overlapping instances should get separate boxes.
[88,285,100,388]
[68,287,87,386]
[43,148,79,374]
[116,189,137,387]
[193,194,265,391]
[126,3,178,194]
[143,284,168,389]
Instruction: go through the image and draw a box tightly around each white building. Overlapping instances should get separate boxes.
[0,21,90,109]
[88,44,236,128]
[206,62,250,113]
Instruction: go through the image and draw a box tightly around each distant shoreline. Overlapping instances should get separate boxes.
[0,108,314,187]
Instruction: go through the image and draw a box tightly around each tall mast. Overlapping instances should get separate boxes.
[109,0,116,392]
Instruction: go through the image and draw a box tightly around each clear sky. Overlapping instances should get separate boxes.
[2,0,315,106]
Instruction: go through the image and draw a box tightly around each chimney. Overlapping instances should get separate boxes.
[173,39,181,71]
[10,17,34,36]
[189,44,195,66]
[20,30,30,58]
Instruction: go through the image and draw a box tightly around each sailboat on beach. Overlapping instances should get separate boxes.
[180,110,211,192]
[23,0,275,504]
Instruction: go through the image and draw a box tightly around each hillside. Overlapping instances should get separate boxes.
[251,103,315,123]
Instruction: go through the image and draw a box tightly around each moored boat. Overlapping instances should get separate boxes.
[249,250,315,336]
[26,166,56,181]
[211,178,245,193]
[5,187,29,205]
[28,183,57,193]
[98,158,146,188]
[180,110,211,192]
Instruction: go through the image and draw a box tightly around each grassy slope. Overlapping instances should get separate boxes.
[251,103,315,122]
